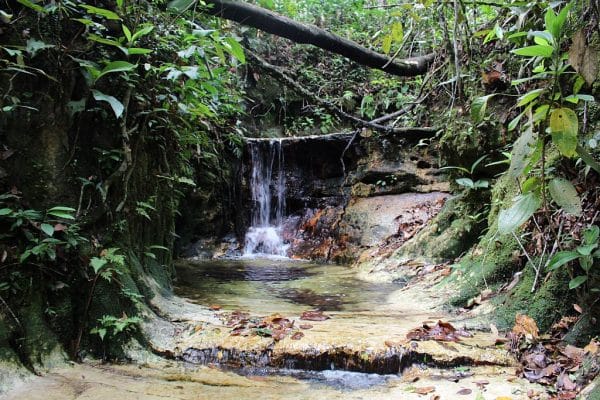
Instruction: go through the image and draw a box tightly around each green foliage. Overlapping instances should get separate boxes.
[89,248,126,283]
[90,314,142,341]
[0,194,85,265]
[547,226,600,291]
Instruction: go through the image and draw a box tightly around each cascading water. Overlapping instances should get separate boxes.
[243,139,289,257]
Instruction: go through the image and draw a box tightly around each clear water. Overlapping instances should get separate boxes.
[174,258,400,315]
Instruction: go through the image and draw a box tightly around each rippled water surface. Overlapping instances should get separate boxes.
[174,258,401,315]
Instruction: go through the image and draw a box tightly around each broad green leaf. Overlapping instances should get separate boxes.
[391,22,404,42]
[92,89,124,119]
[522,176,541,194]
[508,123,536,178]
[552,3,572,39]
[122,25,132,42]
[456,178,474,188]
[95,61,137,82]
[80,5,120,20]
[517,89,543,107]
[569,275,587,289]
[583,226,599,245]
[547,251,579,271]
[472,180,489,189]
[90,257,108,274]
[550,108,578,157]
[48,206,76,212]
[512,45,554,58]
[167,0,196,12]
[16,0,45,13]
[47,206,75,220]
[508,111,524,131]
[40,223,54,236]
[498,192,541,235]
[0,208,12,216]
[548,177,581,215]
[544,7,558,38]
[25,38,54,57]
[576,145,600,174]
[382,35,392,54]
[116,0,123,8]
[471,94,495,123]
[529,30,554,45]
[224,37,245,63]
[564,94,595,104]
[47,210,75,220]
[131,26,154,42]
[126,47,153,55]
[577,244,598,256]
[88,34,122,48]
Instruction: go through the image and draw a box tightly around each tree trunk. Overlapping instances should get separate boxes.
[203,0,435,77]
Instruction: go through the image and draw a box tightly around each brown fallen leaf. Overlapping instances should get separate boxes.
[209,304,222,311]
[406,320,472,342]
[512,314,539,340]
[573,303,583,314]
[414,386,435,395]
[474,380,490,388]
[300,310,330,321]
[299,324,313,330]
[291,331,304,340]
[456,388,472,395]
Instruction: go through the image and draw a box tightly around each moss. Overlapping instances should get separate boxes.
[0,319,30,394]
[492,265,573,331]
[18,284,67,371]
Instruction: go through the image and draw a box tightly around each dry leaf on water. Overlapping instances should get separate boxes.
[414,386,435,395]
[291,331,304,340]
[406,320,472,342]
[300,310,330,321]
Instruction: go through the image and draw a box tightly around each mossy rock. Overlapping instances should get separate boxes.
[0,319,30,394]
[392,192,487,263]
[493,265,573,332]
[18,284,68,371]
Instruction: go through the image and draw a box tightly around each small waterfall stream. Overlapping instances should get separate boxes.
[243,139,289,257]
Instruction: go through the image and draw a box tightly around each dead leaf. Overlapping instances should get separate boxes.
[407,320,472,342]
[512,314,539,340]
[474,380,490,388]
[54,223,67,232]
[291,331,304,340]
[584,339,599,355]
[209,304,221,311]
[456,388,472,395]
[299,324,313,330]
[300,310,330,321]
[573,304,583,314]
[415,386,436,395]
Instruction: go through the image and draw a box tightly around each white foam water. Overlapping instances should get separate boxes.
[243,139,289,257]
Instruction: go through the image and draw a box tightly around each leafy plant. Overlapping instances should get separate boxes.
[547,226,600,290]
[90,314,142,341]
[441,155,489,190]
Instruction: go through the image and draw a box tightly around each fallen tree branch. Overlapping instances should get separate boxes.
[248,50,436,137]
[203,0,435,77]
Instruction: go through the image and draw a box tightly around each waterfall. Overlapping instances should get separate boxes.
[243,139,289,257]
